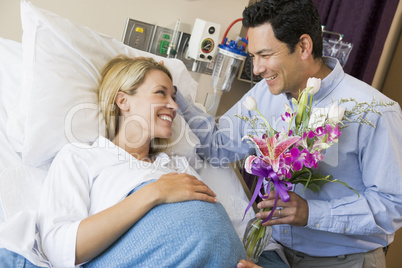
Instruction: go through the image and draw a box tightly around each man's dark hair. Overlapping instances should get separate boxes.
[243,0,323,58]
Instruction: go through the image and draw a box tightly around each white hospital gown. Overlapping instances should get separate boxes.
[37,136,203,267]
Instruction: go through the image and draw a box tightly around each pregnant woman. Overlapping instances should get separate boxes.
[36,55,247,267]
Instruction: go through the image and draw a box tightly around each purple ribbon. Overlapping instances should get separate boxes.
[243,157,293,223]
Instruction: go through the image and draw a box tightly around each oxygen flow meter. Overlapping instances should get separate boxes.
[186,18,221,71]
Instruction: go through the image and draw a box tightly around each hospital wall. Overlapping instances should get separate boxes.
[1,0,401,113]
[373,1,402,108]
[0,0,252,116]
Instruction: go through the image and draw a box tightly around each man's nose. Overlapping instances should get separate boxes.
[253,58,264,76]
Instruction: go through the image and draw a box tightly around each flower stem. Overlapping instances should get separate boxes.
[308,93,313,118]
[246,219,264,256]
[244,207,272,260]
[256,109,275,137]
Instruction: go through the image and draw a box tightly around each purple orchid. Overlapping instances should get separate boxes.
[325,124,342,143]
[290,147,305,171]
[308,126,326,139]
[281,103,294,123]
[304,150,324,169]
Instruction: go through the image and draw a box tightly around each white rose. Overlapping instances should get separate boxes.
[305,77,321,95]
[243,96,258,111]
[328,104,345,124]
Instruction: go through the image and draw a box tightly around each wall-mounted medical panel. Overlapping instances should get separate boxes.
[148,26,193,71]
[122,18,213,75]
[122,19,155,51]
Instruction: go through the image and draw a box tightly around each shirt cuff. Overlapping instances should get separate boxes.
[306,199,332,230]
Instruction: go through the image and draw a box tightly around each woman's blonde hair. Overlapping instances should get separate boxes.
[99,55,173,155]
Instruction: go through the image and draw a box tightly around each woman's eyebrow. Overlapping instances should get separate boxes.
[155,85,176,97]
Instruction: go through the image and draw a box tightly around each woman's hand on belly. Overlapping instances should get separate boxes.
[148,172,217,205]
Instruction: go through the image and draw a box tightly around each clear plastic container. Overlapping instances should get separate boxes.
[211,38,247,92]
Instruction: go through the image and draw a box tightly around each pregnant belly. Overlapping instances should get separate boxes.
[85,180,247,268]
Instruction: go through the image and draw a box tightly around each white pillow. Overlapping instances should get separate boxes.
[0,38,24,152]
[0,38,22,118]
[8,1,200,167]
[0,38,23,173]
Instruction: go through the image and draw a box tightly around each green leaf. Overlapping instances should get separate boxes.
[329,179,360,197]
[305,183,322,193]
[301,108,310,129]
[289,167,311,180]
[290,172,360,197]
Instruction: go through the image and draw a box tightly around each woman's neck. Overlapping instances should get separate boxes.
[112,133,152,162]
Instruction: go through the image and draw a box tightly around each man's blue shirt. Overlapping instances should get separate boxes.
[177,57,402,256]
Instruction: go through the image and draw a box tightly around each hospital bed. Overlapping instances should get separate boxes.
[0,1,257,265]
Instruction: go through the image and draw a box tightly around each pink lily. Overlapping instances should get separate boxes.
[243,135,300,172]
[244,155,259,174]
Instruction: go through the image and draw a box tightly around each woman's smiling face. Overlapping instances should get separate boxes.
[123,69,177,143]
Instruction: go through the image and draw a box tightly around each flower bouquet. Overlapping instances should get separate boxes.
[237,78,394,262]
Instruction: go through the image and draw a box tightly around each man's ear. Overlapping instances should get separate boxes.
[115,91,129,111]
[298,34,313,60]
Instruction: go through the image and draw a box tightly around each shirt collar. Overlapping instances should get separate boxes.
[285,57,344,103]
[312,57,345,103]
[92,135,169,164]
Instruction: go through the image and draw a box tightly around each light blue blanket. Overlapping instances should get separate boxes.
[84,180,247,267]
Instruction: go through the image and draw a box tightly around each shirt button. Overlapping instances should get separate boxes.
[345,227,350,232]
[283,229,288,234]
[315,223,320,228]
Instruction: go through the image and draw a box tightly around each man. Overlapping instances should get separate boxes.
[176,0,402,267]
